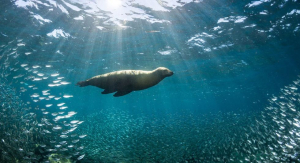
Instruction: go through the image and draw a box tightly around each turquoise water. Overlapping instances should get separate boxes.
[1,0,300,162]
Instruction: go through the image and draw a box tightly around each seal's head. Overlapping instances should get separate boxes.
[154,67,173,77]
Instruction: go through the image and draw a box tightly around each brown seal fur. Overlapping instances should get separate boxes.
[76,67,173,97]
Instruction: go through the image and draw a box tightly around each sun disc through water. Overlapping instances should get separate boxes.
[107,0,122,9]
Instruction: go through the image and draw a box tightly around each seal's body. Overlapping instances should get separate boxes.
[77,67,173,97]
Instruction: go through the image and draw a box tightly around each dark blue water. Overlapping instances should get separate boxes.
[1,0,300,162]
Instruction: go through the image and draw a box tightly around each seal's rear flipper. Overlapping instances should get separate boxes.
[113,90,132,97]
[76,81,89,87]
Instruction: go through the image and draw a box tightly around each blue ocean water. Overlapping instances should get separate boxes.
[1,0,300,162]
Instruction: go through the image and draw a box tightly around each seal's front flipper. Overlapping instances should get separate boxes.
[101,89,115,94]
[113,90,132,97]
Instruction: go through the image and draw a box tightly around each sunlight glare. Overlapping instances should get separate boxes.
[107,0,122,10]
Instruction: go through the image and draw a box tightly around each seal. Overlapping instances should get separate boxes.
[76,67,173,97]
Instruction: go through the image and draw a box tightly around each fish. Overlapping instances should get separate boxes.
[75,76,300,162]
[0,77,86,162]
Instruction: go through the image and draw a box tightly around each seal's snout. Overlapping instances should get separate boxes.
[166,70,173,77]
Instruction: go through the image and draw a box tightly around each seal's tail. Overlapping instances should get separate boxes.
[76,80,89,87]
